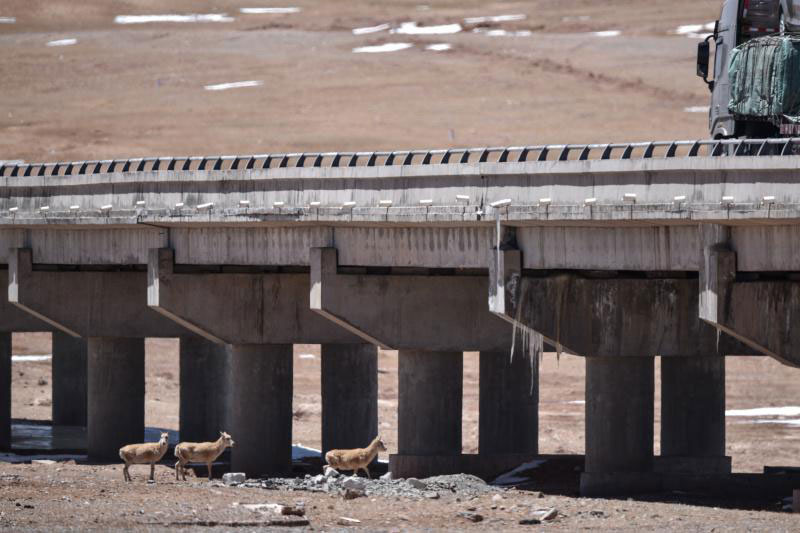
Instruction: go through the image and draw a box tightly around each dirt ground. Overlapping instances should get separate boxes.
[3,0,800,530]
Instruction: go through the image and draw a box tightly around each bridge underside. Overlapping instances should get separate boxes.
[1,153,798,496]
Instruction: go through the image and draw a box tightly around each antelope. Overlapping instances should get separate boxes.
[324,435,387,478]
[119,432,170,482]
[174,431,235,481]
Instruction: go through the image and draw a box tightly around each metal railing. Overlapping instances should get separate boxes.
[2,138,799,178]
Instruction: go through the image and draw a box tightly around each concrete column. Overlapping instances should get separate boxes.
[659,356,729,473]
[52,332,88,427]
[398,350,462,456]
[230,344,293,477]
[87,337,144,461]
[321,344,377,455]
[0,333,10,450]
[179,335,230,443]
[479,348,538,455]
[582,356,655,496]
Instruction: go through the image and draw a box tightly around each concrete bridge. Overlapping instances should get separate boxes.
[2,138,800,496]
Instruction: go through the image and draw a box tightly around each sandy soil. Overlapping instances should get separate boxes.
[3,0,800,530]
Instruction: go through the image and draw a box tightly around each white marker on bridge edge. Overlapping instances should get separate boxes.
[8,207,18,213]
[673,195,687,203]
[623,193,637,203]
[762,195,776,204]
[584,197,597,205]
[198,202,214,210]
[69,205,80,211]
[135,200,146,207]
[40,205,50,212]
[538,198,552,205]
[100,204,112,211]
[379,200,393,207]
[721,196,735,205]
[175,202,185,208]
[238,200,250,207]
[419,199,433,205]
[490,199,512,208]
[341,201,356,210]
[456,195,470,203]
[272,201,285,208]
[309,201,321,208]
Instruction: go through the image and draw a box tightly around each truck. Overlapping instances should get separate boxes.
[697,0,800,138]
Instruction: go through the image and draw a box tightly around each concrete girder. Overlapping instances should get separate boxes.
[700,228,800,367]
[490,249,755,357]
[0,270,54,332]
[310,247,513,351]
[8,248,188,338]
[147,248,361,345]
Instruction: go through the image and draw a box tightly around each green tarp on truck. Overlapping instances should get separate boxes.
[729,35,800,122]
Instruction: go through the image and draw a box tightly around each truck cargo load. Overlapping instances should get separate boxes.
[728,35,800,123]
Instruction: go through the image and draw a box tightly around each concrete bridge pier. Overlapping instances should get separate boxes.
[0,333,10,450]
[321,344,378,456]
[87,337,145,461]
[180,335,230,442]
[229,344,293,477]
[479,348,538,455]
[52,332,88,427]
[393,350,463,478]
[659,355,729,473]
[581,356,656,497]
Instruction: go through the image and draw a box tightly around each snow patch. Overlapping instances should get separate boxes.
[0,453,86,464]
[204,80,263,91]
[492,459,547,486]
[426,43,452,51]
[240,7,301,14]
[47,38,77,47]
[726,406,800,417]
[353,42,413,53]
[684,106,710,113]
[753,418,800,427]
[12,354,52,363]
[593,30,621,37]
[464,14,526,24]
[114,14,234,25]
[566,400,585,405]
[299,353,316,360]
[473,28,532,37]
[353,23,390,35]
[675,22,715,39]
[0,17,15,24]
[392,22,462,35]
[292,443,321,460]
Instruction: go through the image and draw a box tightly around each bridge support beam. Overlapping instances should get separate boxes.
[479,348,538,455]
[391,350,462,478]
[658,356,730,474]
[230,344,293,477]
[180,336,230,442]
[52,332,88,427]
[581,356,655,496]
[321,344,378,456]
[0,333,9,450]
[87,337,144,461]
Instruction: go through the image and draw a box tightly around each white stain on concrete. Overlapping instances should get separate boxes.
[684,106,710,113]
[47,38,77,47]
[352,42,413,53]
[240,7,301,14]
[464,14,526,24]
[12,354,52,362]
[726,406,800,417]
[425,43,452,51]
[593,30,621,37]
[352,23,390,35]
[392,22,462,35]
[114,14,234,24]
[204,80,263,91]
[0,17,15,24]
